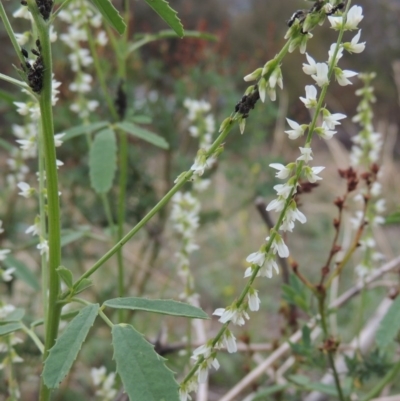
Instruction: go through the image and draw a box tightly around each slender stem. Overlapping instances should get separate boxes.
[27,3,62,400]
[101,193,115,235]
[0,73,29,89]
[62,120,235,298]
[21,323,45,354]
[99,309,114,329]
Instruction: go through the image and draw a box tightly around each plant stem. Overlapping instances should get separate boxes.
[29,5,62,400]
[62,119,235,298]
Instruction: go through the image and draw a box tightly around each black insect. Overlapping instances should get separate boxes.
[326,1,345,16]
[234,87,260,119]
[21,39,44,93]
[115,80,127,120]
[35,0,53,20]
[287,9,307,28]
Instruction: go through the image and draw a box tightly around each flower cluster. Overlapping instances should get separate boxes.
[185,99,217,177]
[180,5,366,400]
[172,99,217,303]
[349,74,385,278]
[90,366,117,400]
[58,2,107,118]
[0,221,15,283]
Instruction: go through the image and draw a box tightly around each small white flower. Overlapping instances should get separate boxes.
[91,366,106,386]
[222,330,237,353]
[2,268,15,282]
[303,166,325,183]
[267,235,289,258]
[54,133,65,147]
[323,112,346,130]
[345,5,364,30]
[328,43,344,65]
[192,343,213,360]
[318,122,337,140]
[300,85,318,108]
[269,163,292,179]
[248,288,261,311]
[213,306,249,326]
[344,30,366,54]
[246,250,266,267]
[190,151,208,176]
[302,53,317,75]
[274,183,295,199]
[17,182,34,198]
[14,102,30,116]
[0,304,16,319]
[371,182,382,197]
[266,197,286,213]
[97,31,108,46]
[285,118,306,140]
[297,147,313,163]
[37,240,49,257]
[335,68,358,86]
[312,63,329,87]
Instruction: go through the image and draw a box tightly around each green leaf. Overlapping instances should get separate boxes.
[43,304,99,389]
[57,267,73,288]
[112,324,179,401]
[104,297,209,319]
[0,308,25,323]
[251,384,288,400]
[90,0,126,34]
[376,296,400,349]
[63,121,109,141]
[282,274,310,313]
[143,0,184,38]
[74,279,93,295]
[129,115,152,124]
[116,121,169,149]
[89,128,117,194]
[0,322,22,336]
[4,255,40,291]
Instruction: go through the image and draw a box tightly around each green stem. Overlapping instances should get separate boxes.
[360,359,400,401]
[99,309,114,329]
[21,323,45,354]
[0,73,29,89]
[28,4,62,400]
[62,119,235,299]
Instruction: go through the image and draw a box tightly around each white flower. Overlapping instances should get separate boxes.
[54,133,65,147]
[375,199,386,214]
[197,356,219,383]
[303,166,325,183]
[246,250,266,267]
[323,112,346,130]
[0,304,16,319]
[344,30,366,54]
[15,32,30,45]
[17,182,34,198]
[328,43,343,65]
[285,118,306,140]
[297,147,313,163]
[300,85,318,108]
[269,163,292,179]
[318,122,337,140]
[192,343,213,360]
[37,240,49,257]
[302,53,317,75]
[2,268,15,282]
[221,330,237,353]
[312,63,329,87]
[248,288,261,311]
[49,26,57,42]
[350,210,364,229]
[26,221,40,236]
[371,182,382,197]
[14,102,30,116]
[0,249,11,261]
[267,235,289,258]
[345,5,364,30]
[91,366,106,386]
[274,183,295,199]
[335,68,358,86]
[266,197,286,213]
[213,306,249,326]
